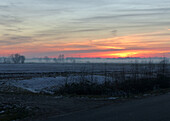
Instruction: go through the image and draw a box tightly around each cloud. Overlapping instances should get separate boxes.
[31,48,125,56]
[119,7,170,12]
[65,44,94,48]
[0,35,34,45]
[59,48,124,53]
[133,32,170,37]
[0,15,23,27]
[111,30,117,36]
[77,12,168,22]
[0,5,9,9]
[72,28,105,32]
[5,28,23,32]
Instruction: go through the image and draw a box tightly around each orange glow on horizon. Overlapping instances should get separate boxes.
[0,32,170,58]
[109,52,138,58]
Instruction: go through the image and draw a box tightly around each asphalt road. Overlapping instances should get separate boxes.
[39,93,170,121]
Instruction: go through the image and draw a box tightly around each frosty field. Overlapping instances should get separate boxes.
[0,63,134,73]
[0,62,169,73]
[0,63,169,94]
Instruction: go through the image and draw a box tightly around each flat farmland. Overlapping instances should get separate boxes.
[0,63,169,94]
[0,63,129,73]
[0,63,169,73]
[0,63,169,79]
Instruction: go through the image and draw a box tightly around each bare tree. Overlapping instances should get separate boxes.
[53,58,58,63]
[44,56,50,63]
[58,54,64,63]
[0,57,2,63]
[159,57,168,76]
[20,56,26,64]
[10,54,25,64]
[131,60,139,80]
[3,57,11,64]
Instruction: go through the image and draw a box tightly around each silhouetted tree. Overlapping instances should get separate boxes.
[10,54,26,64]
[3,57,11,64]
[53,58,58,63]
[159,57,169,77]
[20,56,25,64]
[58,54,64,63]
[44,56,50,63]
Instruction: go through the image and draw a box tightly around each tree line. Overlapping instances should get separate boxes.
[0,54,25,64]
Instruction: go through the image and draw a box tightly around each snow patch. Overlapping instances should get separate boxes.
[4,75,112,93]
[0,110,5,114]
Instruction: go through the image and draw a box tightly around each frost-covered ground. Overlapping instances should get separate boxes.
[1,75,112,94]
[0,63,169,94]
[0,63,169,73]
[0,63,129,73]
[25,58,169,64]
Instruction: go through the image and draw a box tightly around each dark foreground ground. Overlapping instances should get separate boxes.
[0,92,170,121]
[38,93,170,121]
[0,93,117,121]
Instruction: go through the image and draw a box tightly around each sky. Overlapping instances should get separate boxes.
[0,0,170,58]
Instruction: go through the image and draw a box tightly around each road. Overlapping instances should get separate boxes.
[39,93,170,121]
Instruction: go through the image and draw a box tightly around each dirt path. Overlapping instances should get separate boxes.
[38,93,170,121]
